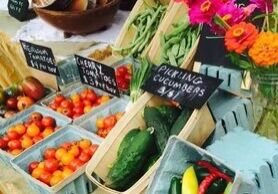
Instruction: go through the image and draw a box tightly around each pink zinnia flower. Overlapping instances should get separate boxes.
[211,3,247,35]
[250,0,273,13]
[188,0,224,25]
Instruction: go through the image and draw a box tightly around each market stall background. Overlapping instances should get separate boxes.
[0,0,277,194]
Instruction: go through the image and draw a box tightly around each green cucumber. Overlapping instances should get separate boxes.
[106,128,154,191]
[117,128,140,157]
[144,106,170,154]
[170,108,192,135]
[168,177,182,194]
[156,105,181,127]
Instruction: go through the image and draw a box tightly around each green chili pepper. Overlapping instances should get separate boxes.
[168,177,182,194]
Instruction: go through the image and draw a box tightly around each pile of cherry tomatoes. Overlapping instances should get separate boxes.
[48,88,111,119]
[115,65,132,92]
[29,139,98,186]
[96,112,124,138]
[0,112,58,156]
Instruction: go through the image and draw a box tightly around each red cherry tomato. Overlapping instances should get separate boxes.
[103,115,117,129]
[0,138,7,149]
[73,101,84,109]
[7,131,20,140]
[73,106,84,115]
[33,121,44,131]
[41,117,56,128]
[61,107,73,118]
[60,99,73,109]
[116,66,128,77]
[30,112,43,122]
[69,159,84,171]
[28,161,39,173]
[2,136,9,144]
[78,152,91,163]
[48,101,59,110]
[80,90,88,100]
[124,74,132,81]
[86,91,97,102]
[44,158,59,173]
[83,99,92,107]
[39,171,52,185]
[8,139,21,150]
[44,148,57,159]
[54,95,65,105]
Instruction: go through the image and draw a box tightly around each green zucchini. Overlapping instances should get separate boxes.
[170,108,192,135]
[117,128,140,157]
[106,129,154,191]
[168,177,182,194]
[156,105,181,128]
[144,106,170,154]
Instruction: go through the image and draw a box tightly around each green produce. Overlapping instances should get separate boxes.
[106,128,154,190]
[160,21,201,67]
[143,154,160,173]
[156,105,181,127]
[113,4,166,57]
[130,58,153,102]
[144,106,170,154]
[182,166,198,194]
[170,108,192,135]
[194,165,228,194]
[224,182,233,194]
[117,128,140,157]
[4,84,21,97]
[168,177,182,194]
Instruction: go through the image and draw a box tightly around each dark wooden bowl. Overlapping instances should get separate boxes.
[34,0,120,35]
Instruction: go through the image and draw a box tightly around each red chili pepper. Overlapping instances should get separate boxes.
[198,173,218,194]
[196,160,232,182]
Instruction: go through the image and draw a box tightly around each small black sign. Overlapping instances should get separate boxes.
[8,0,29,21]
[142,64,222,109]
[75,55,120,97]
[20,40,59,76]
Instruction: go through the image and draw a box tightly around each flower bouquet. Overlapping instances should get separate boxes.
[182,0,278,140]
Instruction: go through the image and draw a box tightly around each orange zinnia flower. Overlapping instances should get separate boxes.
[225,22,258,54]
[249,32,278,67]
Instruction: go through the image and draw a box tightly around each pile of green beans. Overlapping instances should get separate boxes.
[113,4,167,58]
[160,21,201,67]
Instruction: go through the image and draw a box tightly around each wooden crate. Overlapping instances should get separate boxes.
[86,92,215,194]
[113,0,173,57]
[147,2,200,69]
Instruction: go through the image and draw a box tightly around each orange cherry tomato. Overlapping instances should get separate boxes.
[61,153,74,166]
[96,118,104,129]
[55,148,67,161]
[79,139,91,150]
[14,124,27,135]
[31,167,44,179]
[21,136,33,149]
[50,175,63,186]
[68,145,80,157]
[42,127,54,138]
[62,168,73,178]
[27,123,40,137]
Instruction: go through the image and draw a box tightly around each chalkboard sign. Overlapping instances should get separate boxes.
[75,55,120,97]
[20,40,59,76]
[142,64,222,109]
[8,0,29,21]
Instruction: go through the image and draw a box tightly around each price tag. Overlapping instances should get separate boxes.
[142,64,222,109]
[75,55,120,97]
[8,0,29,21]
[20,40,59,76]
